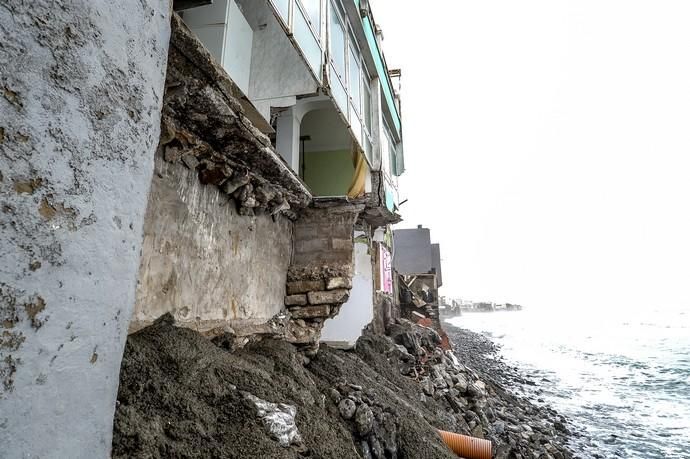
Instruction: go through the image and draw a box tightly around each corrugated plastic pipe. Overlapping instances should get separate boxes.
[438,430,492,459]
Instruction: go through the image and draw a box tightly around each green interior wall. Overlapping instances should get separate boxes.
[303,149,354,196]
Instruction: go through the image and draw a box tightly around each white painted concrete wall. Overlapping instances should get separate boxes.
[0,1,170,457]
[241,0,318,105]
[321,235,374,348]
[184,0,254,95]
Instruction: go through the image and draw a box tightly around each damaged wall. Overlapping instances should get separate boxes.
[284,200,364,346]
[132,15,311,336]
[0,1,170,457]
[132,148,292,332]
[320,233,374,348]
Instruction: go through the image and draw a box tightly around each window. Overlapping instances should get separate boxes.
[348,46,361,113]
[362,76,372,133]
[381,125,397,177]
[299,0,321,37]
[329,2,346,79]
[381,126,391,175]
[294,8,321,74]
[272,0,290,23]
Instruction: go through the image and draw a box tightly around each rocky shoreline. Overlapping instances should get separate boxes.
[445,324,579,458]
[112,315,581,458]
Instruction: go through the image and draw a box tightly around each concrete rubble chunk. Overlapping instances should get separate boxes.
[286,280,325,295]
[242,392,303,447]
[307,289,349,305]
[284,294,308,306]
[326,277,352,290]
[290,305,331,319]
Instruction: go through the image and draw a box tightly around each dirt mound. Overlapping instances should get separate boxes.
[112,315,455,458]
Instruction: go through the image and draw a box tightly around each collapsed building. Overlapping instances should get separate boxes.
[393,225,449,347]
[130,0,406,350]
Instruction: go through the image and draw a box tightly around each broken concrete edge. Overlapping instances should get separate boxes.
[170,13,273,135]
[168,13,312,211]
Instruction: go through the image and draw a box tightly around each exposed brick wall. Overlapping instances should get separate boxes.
[283,201,364,348]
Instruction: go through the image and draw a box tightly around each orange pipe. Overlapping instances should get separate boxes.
[438,430,492,459]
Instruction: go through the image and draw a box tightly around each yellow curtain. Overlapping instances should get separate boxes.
[347,149,368,198]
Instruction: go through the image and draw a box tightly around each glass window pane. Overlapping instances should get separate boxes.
[272,0,289,24]
[381,128,390,174]
[329,3,346,79]
[294,10,322,78]
[348,46,361,113]
[349,103,362,144]
[330,64,348,115]
[299,0,320,36]
[364,136,372,163]
[362,80,371,133]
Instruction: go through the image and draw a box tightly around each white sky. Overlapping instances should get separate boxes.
[375,1,690,311]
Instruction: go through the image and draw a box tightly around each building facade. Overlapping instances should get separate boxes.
[129,0,408,348]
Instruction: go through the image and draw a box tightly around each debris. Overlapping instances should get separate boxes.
[243,392,303,448]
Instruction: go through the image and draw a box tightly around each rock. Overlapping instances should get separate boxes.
[286,280,325,295]
[289,305,331,319]
[471,424,484,438]
[164,145,183,162]
[308,289,349,305]
[493,420,506,435]
[284,294,307,306]
[348,391,363,404]
[360,440,373,459]
[553,420,568,433]
[181,153,200,170]
[220,172,249,195]
[198,164,231,185]
[454,374,469,393]
[338,398,357,420]
[354,404,374,436]
[326,277,352,290]
[467,381,487,397]
[328,388,341,404]
[421,378,434,396]
[433,377,447,389]
[368,436,384,459]
[495,444,511,459]
[395,344,411,356]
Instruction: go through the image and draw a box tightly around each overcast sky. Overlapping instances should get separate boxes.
[375,1,690,311]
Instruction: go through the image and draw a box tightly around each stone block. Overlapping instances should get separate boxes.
[326,277,352,290]
[308,289,349,305]
[331,238,352,250]
[284,294,307,306]
[295,238,330,253]
[290,305,331,319]
[286,280,325,295]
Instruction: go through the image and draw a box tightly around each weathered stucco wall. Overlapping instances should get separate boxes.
[0,1,170,457]
[132,150,293,332]
[321,235,374,348]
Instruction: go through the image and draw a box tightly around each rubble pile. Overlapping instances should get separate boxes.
[159,15,310,220]
[112,315,577,458]
[383,321,575,459]
[283,278,350,347]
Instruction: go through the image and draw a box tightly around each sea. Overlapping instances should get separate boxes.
[447,307,690,459]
